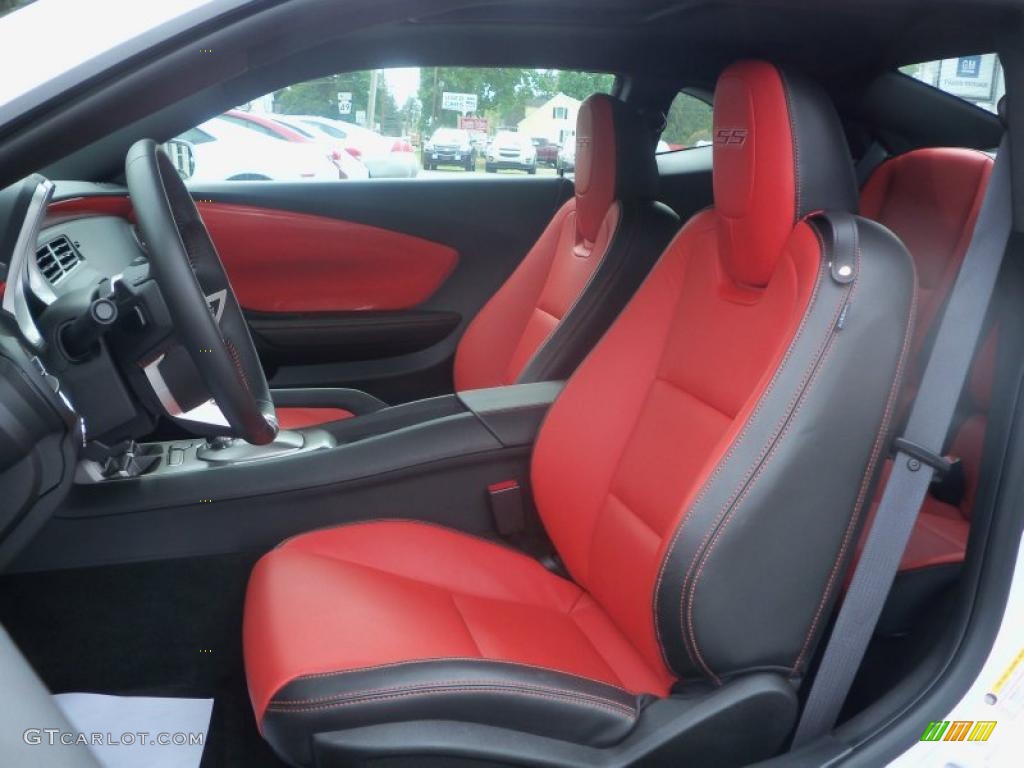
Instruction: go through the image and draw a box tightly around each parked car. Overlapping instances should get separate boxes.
[486,130,537,173]
[423,127,476,171]
[532,137,560,167]
[263,114,370,180]
[289,115,419,178]
[176,117,341,182]
[556,138,576,172]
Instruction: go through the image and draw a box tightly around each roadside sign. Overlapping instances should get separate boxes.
[459,116,489,132]
[442,92,478,113]
[938,54,997,101]
[337,92,352,115]
[355,110,367,126]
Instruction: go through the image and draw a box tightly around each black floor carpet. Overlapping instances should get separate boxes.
[0,553,286,767]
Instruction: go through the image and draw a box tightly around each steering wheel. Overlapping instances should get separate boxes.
[125,139,278,445]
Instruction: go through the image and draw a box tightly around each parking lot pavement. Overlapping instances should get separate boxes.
[418,166,561,179]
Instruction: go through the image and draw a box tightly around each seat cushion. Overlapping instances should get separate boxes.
[244,520,673,764]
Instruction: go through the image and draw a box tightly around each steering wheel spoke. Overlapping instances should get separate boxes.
[126,139,278,445]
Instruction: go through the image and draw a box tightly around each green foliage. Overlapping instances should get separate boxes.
[661,93,713,147]
[555,71,616,101]
[270,68,617,137]
[272,71,398,133]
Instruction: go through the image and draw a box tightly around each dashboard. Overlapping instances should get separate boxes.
[0,176,165,567]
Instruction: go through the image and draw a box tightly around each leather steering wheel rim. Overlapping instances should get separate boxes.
[125,139,278,445]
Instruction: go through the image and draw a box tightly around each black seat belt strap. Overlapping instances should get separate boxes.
[791,132,1013,747]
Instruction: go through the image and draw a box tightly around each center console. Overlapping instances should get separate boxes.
[11,382,563,573]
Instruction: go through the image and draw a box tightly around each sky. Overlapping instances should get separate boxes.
[383,68,421,106]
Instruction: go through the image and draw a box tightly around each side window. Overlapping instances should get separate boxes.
[174,68,615,182]
[659,91,713,153]
[900,54,1005,113]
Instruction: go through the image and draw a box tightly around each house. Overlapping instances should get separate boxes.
[517,92,582,146]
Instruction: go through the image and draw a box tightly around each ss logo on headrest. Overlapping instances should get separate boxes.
[714,128,748,146]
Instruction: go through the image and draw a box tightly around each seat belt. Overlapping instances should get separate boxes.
[791,131,1013,748]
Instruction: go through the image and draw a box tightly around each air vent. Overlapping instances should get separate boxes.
[36,235,82,284]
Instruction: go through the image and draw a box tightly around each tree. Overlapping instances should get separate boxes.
[662,95,713,147]
[273,71,402,132]
[555,71,615,101]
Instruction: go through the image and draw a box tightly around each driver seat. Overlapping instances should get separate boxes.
[243,60,916,767]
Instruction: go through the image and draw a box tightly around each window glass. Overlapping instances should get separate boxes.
[659,91,713,153]
[175,67,614,181]
[900,54,1005,113]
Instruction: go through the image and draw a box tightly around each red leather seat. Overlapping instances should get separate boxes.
[275,94,678,429]
[244,61,915,767]
[856,148,994,575]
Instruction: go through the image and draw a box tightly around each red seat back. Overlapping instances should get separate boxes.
[531,61,916,683]
[454,94,667,390]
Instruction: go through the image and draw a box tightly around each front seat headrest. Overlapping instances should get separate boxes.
[574,93,659,243]
[713,60,858,287]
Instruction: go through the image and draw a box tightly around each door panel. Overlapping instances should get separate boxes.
[196,203,459,312]
[189,178,574,403]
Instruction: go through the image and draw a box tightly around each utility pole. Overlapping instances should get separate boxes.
[367,69,379,131]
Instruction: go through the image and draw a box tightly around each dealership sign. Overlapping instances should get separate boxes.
[459,116,489,132]
[938,54,997,101]
[442,92,478,113]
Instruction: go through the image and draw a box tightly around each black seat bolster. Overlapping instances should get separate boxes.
[518,199,680,383]
[262,659,645,766]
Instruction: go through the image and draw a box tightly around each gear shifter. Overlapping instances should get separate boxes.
[196,430,308,464]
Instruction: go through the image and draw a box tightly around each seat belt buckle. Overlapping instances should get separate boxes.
[892,436,956,477]
[488,480,525,535]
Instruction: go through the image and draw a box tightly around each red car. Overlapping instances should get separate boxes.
[220,109,314,143]
[221,109,369,179]
[532,137,561,167]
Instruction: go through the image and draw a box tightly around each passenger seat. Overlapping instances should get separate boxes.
[275,95,679,429]
[855,147,994,599]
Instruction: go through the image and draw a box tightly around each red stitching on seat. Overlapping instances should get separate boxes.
[790,258,918,676]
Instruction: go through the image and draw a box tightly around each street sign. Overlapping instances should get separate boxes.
[442,92,478,113]
[355,110,367,126]
[337,92,352,115]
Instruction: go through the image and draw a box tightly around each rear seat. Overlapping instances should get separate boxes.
[857,147,994,580]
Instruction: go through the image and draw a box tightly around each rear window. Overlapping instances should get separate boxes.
[901,54,1005,113]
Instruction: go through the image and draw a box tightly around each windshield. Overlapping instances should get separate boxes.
[0,0,238,114]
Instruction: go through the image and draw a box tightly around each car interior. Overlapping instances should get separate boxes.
[2,1,1024,767]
